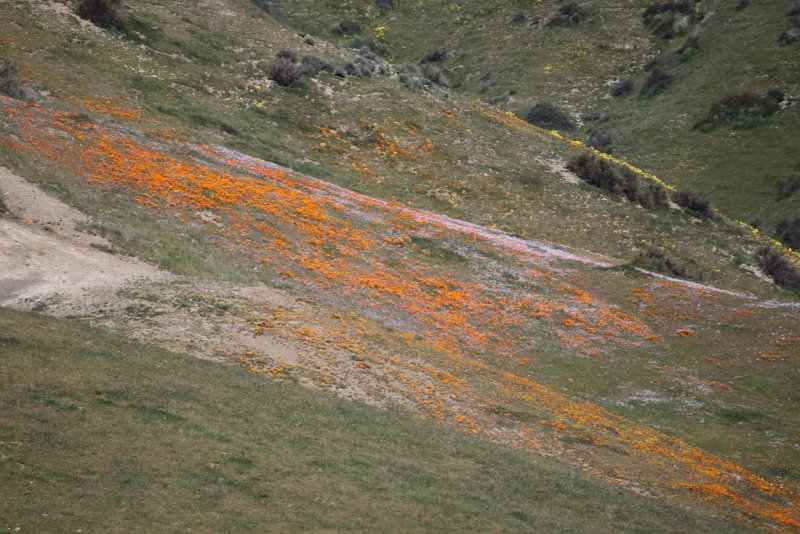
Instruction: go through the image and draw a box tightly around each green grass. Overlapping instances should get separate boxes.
[0,308,744,532]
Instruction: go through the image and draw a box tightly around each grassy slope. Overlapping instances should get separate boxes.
[0,307,744,533]
[0,0,793,296]
[268,0,800,229]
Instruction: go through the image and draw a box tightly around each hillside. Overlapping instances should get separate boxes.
[268,0,800,233]
[1,0,799,531]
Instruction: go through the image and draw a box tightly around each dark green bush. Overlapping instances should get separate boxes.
[735,0,749,11]
[642,2,696,39]
[789,3,800,16]
[775,217,800,250]
[546,3,589,27]
[277,48,299,62]
[0,60,34,101]
[672,189,715,218]
[633,247,693,278]
[778,19,800,45]
[249,0,271,13]
[567,154,669,210]
[331,19,361,35]
[756,246,800,288]
[640,67,672,95]
[693,92,780,131]
[421,48,448,63]
[375,0,394,9]
[301,55,335,75]
[268,57,304,87]
[776,172,800,199]
[349,36,389,57]
[611,80,634,97]
[345,55,377,77]
[76,0,127,30]
[525,103,574,130]
[587,130,612,152]
[673,35,701,62]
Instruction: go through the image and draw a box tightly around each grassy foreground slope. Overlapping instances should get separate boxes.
[269,0,800,228]
[0,308,744,533]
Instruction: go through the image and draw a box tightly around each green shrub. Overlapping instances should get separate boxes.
[331,19,361,35]
[301,55,335,75]
[789,3,800,16]
[756,246,800,288]
[268,57,304,87]
[776,172,800,199]
[633,247,694,278]
[566,154,669,210]
[397,64,424,91]
[345,56,377,77]
[525,103,574,130]
[546,3,589,27]
[642,2,697,39]
[375,0,394,9]
[421,48,448,64]
[775,217,800,250]
[693,92,780,131]
[611,79,634,97]
[735,0,749,11]
[640,67,672,95]
[672,189,715,218]
[0,190,8,214]
[587,130,612,152]
[778,19,800,45]
[249,0,271,13]
[76,0,127,30]
[0,60,34,101]
[672,35,701,62]
[277,48,299,62]
[349,36,390,57]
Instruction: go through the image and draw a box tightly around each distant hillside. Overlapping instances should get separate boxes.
[268,0,800,237]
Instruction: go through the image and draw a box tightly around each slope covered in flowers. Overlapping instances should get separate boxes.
[2,95,799,529]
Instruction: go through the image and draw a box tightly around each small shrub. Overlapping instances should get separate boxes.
[0,191,7,214]
[789,3,800,16]
[642,2,697,39]
[633,247,693,278]
[587,130,613,152]
[397,64,424,91]
[249,0,271,13]
[643,56,662,71]
[525,103,574,130]
[756,246,800,288]
[421,48,448,64]
[421,64,450,88]
[304,36,316,46]
[611,79,634,97]
[512,13,526,23]
[345,56,377,77]
[567,154,668,209]
[546,3,589,27]
[567,154,622,195]
[735,0,749,11]
[375,0,394,9]
[776,172,800,199]
[0,60,34,101]
[673,35,701,62]
[277,48,299,62]
[349,36,389,57]
[672,189,715,218]
[778,19,800,45]
[775,217,800,250]
[76,0,127,30]
[268,57,304,87]
[640,67,672,95]
[331,19,361,36]
[301,55,335,75]
[693,92,780,131]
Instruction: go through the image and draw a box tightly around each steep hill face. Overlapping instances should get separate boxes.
[267,0,800,233]
[1,0,800,531]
